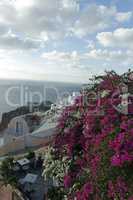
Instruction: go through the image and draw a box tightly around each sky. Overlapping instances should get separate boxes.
[0,0,133,83]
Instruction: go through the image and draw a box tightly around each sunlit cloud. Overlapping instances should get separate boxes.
[0,0,132,83]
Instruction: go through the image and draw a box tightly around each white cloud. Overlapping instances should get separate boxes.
[41,50,80,62]
[0,1,132,83]
[41,48,133,73]
[97,28,133,48]
[12,0,79,40]
[116,12,132,22]
[72,5,117,37]
[0,0,132,47]
[85,48,133,68]
[13,0,34,10]
[0,29,42,50]
[41,50,91,79]
[86,49,130,60]
[71,5,132,38]
[0,0,79,50]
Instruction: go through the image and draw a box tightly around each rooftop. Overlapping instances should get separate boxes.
[17,158,30,166]
[21,173,38,184]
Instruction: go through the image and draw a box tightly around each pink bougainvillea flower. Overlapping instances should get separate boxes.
[111,154,122,166]
[51,71,133,199]
[82,182,93,199]
[64,175,72,188]
[128,196,133,200]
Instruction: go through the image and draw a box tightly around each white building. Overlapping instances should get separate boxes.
[7,116,29,137]
[54,92,81,109]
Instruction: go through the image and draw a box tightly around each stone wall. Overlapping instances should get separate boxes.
[0,134,54,156]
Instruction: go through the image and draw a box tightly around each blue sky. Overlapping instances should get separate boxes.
[0,0,132,83]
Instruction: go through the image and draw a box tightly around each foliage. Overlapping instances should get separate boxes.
[26,150,35,160]
[47,186,66,200]
[43,147,69,184]
[43,71,133,200]
[0,157,17,187]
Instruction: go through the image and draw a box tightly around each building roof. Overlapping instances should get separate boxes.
[23,173,38,184]
[17,158,30,166]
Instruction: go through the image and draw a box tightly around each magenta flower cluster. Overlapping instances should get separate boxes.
[53,71,133,200]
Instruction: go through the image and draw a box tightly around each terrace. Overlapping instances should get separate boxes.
[0,151,49,200]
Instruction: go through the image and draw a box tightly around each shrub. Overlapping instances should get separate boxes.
[0,157,17,187]
[47,186,66,200]
[43,71,133,200]
[26,150,35,160]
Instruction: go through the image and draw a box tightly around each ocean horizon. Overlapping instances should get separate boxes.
[0,79,82,119]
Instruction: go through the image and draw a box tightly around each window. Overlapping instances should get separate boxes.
[16,121,19,134]
[16,121,23,135]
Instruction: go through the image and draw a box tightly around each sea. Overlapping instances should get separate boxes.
[0,79,82,120]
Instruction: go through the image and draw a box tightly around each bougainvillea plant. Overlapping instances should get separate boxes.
[43,70,133,200]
